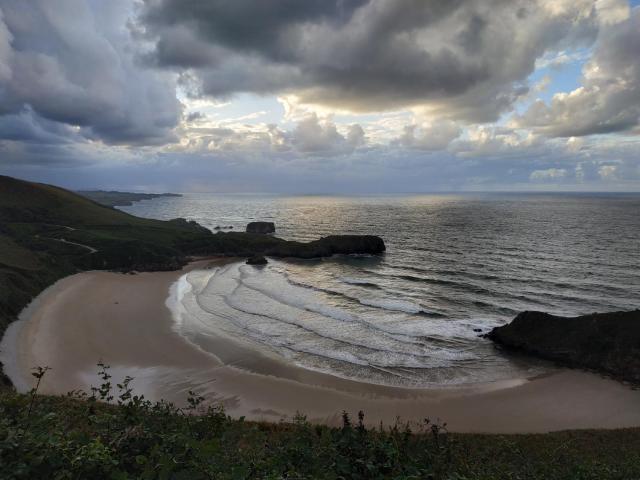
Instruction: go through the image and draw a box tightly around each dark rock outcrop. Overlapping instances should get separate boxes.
[486,310,640,384]
[294,235,386,258]
[246,221,275,234]
[246,255,268,265]
[180,233,386,259]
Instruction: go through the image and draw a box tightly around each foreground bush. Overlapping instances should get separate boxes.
[1,365,640,479]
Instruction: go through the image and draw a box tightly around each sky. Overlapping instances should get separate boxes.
[0,0,639,193]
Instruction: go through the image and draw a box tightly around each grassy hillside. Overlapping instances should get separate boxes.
[0,176,210,355]
[1,177,162,225]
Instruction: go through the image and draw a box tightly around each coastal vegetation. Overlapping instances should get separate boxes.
[1,365,640,479]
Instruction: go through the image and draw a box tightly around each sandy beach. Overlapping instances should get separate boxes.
[3,259,640,434]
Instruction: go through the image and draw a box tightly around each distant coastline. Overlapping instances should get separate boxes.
[76,190,182,207]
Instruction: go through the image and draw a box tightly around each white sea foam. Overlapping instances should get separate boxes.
[162,262,499,388]
[166,272,193,331]
[359,297,425,314]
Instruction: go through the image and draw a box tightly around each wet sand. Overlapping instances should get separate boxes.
[3,260,640,433]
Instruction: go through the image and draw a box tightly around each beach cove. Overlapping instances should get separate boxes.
[3,259,640,434]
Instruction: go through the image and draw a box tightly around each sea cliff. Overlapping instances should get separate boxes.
[487,310,640,384]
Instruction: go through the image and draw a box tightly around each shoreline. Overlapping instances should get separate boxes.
[3,261,640,433]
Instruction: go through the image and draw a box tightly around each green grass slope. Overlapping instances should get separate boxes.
[2,379,639,480]
[0,176,212,355]
[0,176,156,225]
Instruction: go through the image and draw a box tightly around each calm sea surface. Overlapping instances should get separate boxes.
[121,193,640,387]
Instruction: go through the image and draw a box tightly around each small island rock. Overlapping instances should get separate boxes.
[246,255,268,265]
[246,221,275,234]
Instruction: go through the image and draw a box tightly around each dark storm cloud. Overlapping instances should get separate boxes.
[141,0,605,121]
[0,0,181,146]
[0,108,82,145]
[142,0,370,62]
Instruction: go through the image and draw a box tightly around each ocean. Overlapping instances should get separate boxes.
[121,193,640,388]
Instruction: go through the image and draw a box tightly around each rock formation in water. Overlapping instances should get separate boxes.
[183,233,386,259]
[246,221,275,234]
[257,234,386,258]
[486,310,640,384]
[246,255,268,265]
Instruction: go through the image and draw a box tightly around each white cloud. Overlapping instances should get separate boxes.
[291,113,365,154]
[530,168,568,181]
[565,136,585,153]
[169,112,366,157]
[598,164,618,180]
[516,8,640,137]
[451,126,543,157]
[395,121,461,151]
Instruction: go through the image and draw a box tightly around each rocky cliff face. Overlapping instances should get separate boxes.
[487,310,640,384]
[265,234,386,258]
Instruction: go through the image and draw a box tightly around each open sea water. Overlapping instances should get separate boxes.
[121,193,640,387]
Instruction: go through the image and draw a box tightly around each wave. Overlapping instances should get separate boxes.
[197,289,478,370]
[167,259,554,388]
[338,277,382,288]
[187,264,483,356]
[224,283,450,355]
[278,268,450,318]
[358,297,425,314]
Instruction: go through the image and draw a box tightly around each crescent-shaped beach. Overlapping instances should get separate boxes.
[3,259,640,434]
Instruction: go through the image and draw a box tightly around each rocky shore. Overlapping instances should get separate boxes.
[487,310,640,384]
[180,232,386,260]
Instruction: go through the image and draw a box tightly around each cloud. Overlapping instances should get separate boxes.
[170,112,365,157]
[395,121,461,150]
[598,164,618,180]
[529,167,568,181]
[291,114,365,154]
[0,0,181,146]
[0,107,84,145]
[0,8,11,82]
[140,0,618,122]
[516,7,640,136]
[450,126,543,158]
[0,0,639,193]
[565,136,586,153]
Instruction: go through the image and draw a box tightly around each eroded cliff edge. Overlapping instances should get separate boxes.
[487,310,640,384]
